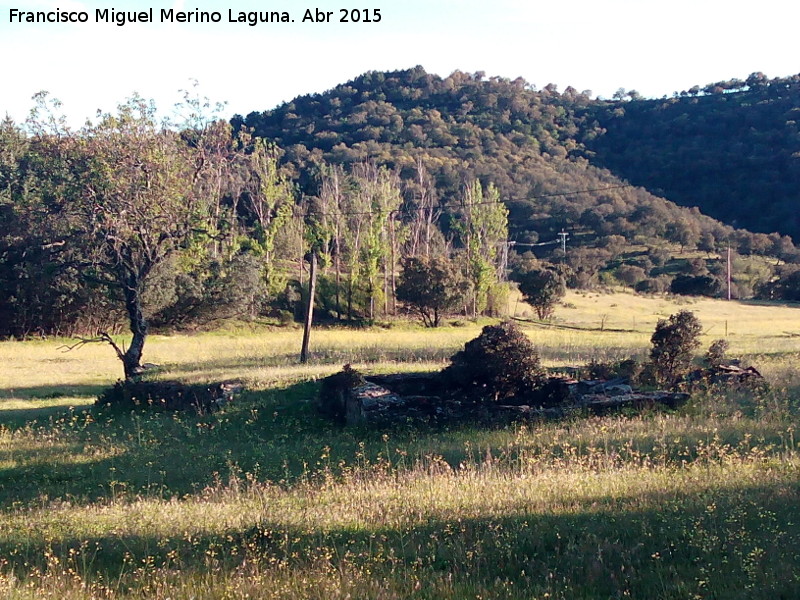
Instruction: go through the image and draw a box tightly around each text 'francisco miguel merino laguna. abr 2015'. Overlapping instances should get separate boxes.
[8,8,383,26]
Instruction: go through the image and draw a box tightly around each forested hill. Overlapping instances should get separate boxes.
[233,66,799,252]
[583,73,800,240]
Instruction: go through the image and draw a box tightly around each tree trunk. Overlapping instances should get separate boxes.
[121,277,147,380]
[347,272,353,322]
[390,218,397,315]
[335,230,342,321]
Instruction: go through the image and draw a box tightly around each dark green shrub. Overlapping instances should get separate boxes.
[147,252,267,330]
[635,275,673,294]
[587,357,642,382]
[274,281,304,322]
[649,310,702,387]
[442,321,545,402]
[670,274,722,297]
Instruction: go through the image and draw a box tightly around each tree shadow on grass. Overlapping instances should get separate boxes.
[1,375,797,513]
[0,381,343,507]
[0,384,104,428]
[1,479,799,599]
[0,383,105,402]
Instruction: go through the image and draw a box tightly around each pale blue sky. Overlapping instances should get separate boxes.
[1,0,797,125]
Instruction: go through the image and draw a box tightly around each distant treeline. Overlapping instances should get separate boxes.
[2,68,800,341]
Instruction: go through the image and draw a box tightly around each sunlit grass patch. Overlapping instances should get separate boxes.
[2,291,800,598]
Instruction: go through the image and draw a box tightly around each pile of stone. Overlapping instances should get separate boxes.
[319,367,689,427]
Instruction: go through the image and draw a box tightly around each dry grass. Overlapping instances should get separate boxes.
[2,291,800,598]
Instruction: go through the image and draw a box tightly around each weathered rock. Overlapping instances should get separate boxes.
[344,380,462,425]
[571,377,629,396]
[687,364,766,390]
[345,382,408,425]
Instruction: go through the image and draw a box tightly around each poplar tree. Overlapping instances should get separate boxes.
[243,138,295,298]
[455,180,508,316]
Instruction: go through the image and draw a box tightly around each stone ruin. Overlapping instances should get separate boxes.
[319,365,691,427]
[318,321,765,427]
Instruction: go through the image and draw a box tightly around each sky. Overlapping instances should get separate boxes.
[1,0,798,126]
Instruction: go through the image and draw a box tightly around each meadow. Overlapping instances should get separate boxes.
[1,290,799,599]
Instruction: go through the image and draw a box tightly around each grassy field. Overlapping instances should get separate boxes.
[1,290,800,599]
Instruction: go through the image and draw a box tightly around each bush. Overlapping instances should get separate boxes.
[147,252,267,330]
[587,357,642,382]
[635,275,673,294]
[442,321,545,402]
[670,274,722,297]
[648,310,702,387]
[704,339,730,368]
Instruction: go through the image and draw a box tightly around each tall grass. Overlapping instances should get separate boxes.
[2,290,800,598]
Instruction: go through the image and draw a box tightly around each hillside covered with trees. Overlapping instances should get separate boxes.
[583,72,800,240]
[235,66,799,256]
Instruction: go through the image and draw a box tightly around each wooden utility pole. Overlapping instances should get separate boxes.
[300,252,317,364]
[727,245,732,300]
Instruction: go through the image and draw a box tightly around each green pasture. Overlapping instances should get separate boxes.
[1,290,799,599]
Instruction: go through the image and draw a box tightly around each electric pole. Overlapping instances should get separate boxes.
[557,229,569,259]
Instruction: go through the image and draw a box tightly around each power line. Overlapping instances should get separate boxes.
[297,183,634,219]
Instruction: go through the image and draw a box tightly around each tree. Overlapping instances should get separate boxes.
[453,180,508,316]
[649,310,702,387]
[758,264,800,301]
[396,256,465,327]
[318,164,347,320]
[29,94,252,379]
[353,163,402,321]
[565,247,611,289]
[615,264,647,288]
[665,219,700,252]
[404,157,442,259]
[243,137,295,299]
[0,116,97,337]
[514,267,566,319]
[79,97,235,378]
